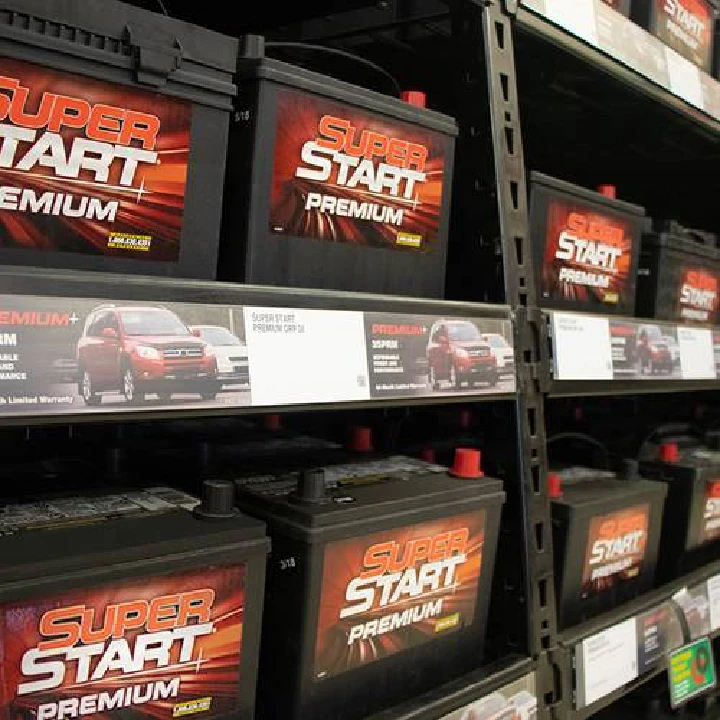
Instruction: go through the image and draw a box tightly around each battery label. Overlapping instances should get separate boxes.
[541,199,637,307]
[700,479,720,543]
[582,504,650,597]
[269,88,448,253]
[676,268,719,323]
[0,56,191,262]
[0,565,245,720]
[652,0,714,71]
[314,511,485,680]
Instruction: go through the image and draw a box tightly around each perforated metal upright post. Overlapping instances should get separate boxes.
[451,1,559,712]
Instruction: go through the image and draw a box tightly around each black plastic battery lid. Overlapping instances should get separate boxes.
[530,172,645,218]
[550,468,667,520]
[0,509,268,587]
[236,56,458,136]
[237,472,505,532]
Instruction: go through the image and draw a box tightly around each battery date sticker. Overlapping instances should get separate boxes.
[582,504,650,598]
[0,564,246,720]
[315,511,486,680]
[269,88,449,253]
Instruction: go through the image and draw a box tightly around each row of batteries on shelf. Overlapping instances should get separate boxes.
[0,419,718,720]
[0,0,716,325]
[0,0,718,719]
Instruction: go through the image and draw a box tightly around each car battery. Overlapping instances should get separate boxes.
[0,0,237,278]
[529,173,645,315]
[235,448,505,720]
[640,434,720,581]
[602,0,632,16]
[0,480,269,720]
[636,220,720,324]
[632,0,717,73]
[549,463,667,629]
[220,36,458,297]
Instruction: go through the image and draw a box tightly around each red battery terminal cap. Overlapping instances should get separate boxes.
[659,442,680,463]
[597,184,617,199]
[420,447,437,463]
[401,90,427,108]
[450,448,484,478]
[347,426,374,452]
[548,472,563,499]
[264,413,282,431]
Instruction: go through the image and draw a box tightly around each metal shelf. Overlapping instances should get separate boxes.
[366,656,536,719]
[545,310,720,397]
[0,266,516,425]
[551,558,720,719]
[515,0,720,139]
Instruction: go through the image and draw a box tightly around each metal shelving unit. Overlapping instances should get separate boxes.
[5,0,720,717]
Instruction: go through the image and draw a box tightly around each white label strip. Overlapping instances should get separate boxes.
[244,307,371,406]
[678,326,716,380]
[542,0,598,45]
[576,618,638,708]
[521,0,720,124]
[707,575,720,633]
[552,313,613,380]
[665,47,704,110]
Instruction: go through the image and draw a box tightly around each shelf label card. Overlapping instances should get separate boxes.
[552,313,612,380]
[244,307,370,406]
[521,0,720,124]
[665,47,704,110]
[438,671,537,719]
[669,637,716,707]
[575,617,638,708]
[672,585,711,640]
[542,0,598,46]
[678,326,715,380]
[636,602,685,675]
[707,575,720,632]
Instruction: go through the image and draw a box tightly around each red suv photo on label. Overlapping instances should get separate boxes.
[426,320,498,391]
[77,305,218,405]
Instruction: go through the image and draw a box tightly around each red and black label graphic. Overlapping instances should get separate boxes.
[0,565,246,720]
[0,56,191,261]
[314,512,485,679]
[652,0,714,70]
[676,268,719,323]
[269,88,448,252]
[610,320,637,370]
[541,200,636,307]
[699,479,720,543]
[582,505,650,597]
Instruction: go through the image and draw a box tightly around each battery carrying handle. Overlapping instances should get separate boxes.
[123,24,183,86]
